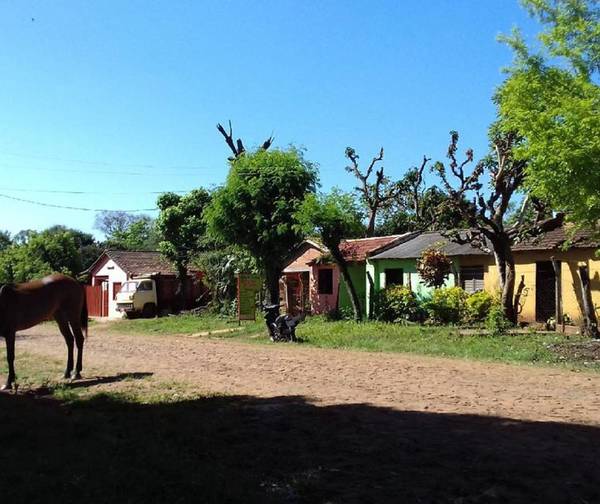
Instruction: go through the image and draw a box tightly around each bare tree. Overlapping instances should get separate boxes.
[345,147,400,237]
[217,121,274,160]
[396,156,431,223]
[433,130,562,323]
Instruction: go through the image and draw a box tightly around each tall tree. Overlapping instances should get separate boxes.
[94,211,159,251]
[216,121,274,160]
[345,146,398,237]
[296,190,365,321]
[0,231,11,252]
[496,0,600,229]
[205,148,317,318]
[156,189,212,309]
[433,129,561,323]
[0,228,83,283]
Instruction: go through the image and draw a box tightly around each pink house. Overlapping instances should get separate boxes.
[281,235,408,315]
[280,240,340,315]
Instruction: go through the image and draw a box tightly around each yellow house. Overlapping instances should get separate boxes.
[484,227,599,325]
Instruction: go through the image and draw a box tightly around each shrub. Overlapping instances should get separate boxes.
[373,285,423,323]
[416,246,452,288]
[425,286,468,325]
[464,290,495,324]
[485,304,513,336]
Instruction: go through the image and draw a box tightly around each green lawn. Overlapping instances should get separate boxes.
[99,314,599,371]
[104,314,263,336]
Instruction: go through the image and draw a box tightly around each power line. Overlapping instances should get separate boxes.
[0,162,217,176]
[0,193,158,212]
[0,187,190,195]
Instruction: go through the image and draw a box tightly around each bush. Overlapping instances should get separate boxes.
[425,286,469,325]
[373,285,423,323]
[416,246,452,288]
[464,290,495,324]
[485,304,513,336]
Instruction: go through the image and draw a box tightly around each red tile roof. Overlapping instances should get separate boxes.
[339,234,411,262]
[89,250,199,277]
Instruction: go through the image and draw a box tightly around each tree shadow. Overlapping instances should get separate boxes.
[0,392,599,503]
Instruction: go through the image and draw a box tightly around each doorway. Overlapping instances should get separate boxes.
[536,261,559,322]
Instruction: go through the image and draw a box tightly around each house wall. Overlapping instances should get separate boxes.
[309,264,340,314]
[365,255,494,318]
[485,249,600,325]
[92,258,129,318]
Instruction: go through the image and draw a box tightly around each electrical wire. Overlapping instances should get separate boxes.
[0,187,190,195]
[0,192,158,212]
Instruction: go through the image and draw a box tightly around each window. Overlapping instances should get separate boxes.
[138,280,153,291]
[461,266,484,293]
[317,269,333,295]
[385,268,404,287]
[112,282,122,300]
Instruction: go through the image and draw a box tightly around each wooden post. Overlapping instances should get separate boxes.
[578,264,599,338]
[551,257,563,328]
[513,275,526,318]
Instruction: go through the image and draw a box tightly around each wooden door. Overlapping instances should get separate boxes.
[85,285,103,317]
[536,261,557,322]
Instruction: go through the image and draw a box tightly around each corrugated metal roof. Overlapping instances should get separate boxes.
[513,226,599,251]
[370,231,489,260]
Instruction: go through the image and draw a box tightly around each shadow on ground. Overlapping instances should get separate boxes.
[1,389,599,503]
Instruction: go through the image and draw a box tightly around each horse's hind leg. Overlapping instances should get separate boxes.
[55,313,74,379]
[70,321,85,380]
[2,331,16,390]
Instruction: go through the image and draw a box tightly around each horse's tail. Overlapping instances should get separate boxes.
[81,287,89,339]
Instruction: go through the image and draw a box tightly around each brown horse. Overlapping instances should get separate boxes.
[0,274,88,390]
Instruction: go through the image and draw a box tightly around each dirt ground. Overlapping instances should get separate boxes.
[14,324,600,425]
[4,326,600,503]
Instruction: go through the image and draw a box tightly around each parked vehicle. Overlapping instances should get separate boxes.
[263,303,304,342]
[115,277,160,318]
[115,274,206,318]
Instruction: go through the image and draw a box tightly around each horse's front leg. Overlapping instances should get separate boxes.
[2,331,16,391]
[72,326,84,380]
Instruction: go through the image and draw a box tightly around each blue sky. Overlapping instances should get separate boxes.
[0,1,539,238]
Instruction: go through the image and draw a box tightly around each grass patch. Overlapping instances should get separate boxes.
[103,314,263,336]
[98,313,600,371]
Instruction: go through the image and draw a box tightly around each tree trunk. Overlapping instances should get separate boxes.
[339,262,363,321]
[175,263,188,312]
[264,266,282,308]
[494,243,517,324]
[366,208,377,238]
[578,265,599,338]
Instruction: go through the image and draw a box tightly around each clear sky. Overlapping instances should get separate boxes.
[0,1,540,238]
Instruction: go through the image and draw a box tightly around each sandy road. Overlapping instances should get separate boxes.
[14,325,600,425]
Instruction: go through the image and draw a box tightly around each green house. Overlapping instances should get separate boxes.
[336,235,414,314]
[365,231,491,317]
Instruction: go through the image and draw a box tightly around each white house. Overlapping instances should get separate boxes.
[85,250,199,318]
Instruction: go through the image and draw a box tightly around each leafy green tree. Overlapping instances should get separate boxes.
[194,246,258,315]
[205,148,317,310]
[0,231,11,252]
[45,225,103,271]
[156,189,212,308]
[94,211,159,250]
[497,0,600,229]
[0,228,82,283]
[296,190,365,321]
